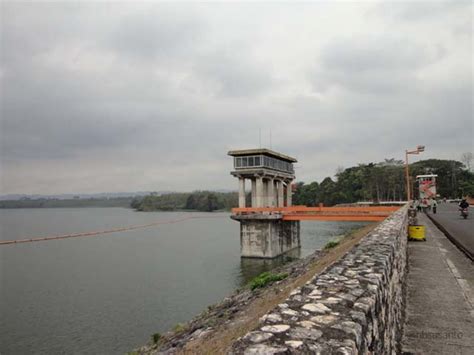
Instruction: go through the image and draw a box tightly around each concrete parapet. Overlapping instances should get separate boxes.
[231,206,408,353]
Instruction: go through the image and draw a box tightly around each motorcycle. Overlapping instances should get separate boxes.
[460,208,469,219]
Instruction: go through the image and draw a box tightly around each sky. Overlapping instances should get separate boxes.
[0,0,472,194]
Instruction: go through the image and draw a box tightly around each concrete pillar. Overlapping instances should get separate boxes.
[286,180,292,207]
[261,179,266,207]
[256,177,264,207]
[277,180,284,207]
[274,180,279,207]
[239,219,301,258]
[238,177,246,208]
[251,178,257,207]
[267,179,275,207]
[274,180,278,207]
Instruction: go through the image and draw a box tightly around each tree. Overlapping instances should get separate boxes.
[293,181,320,206]
[461,152,473,172]
[319,177,337,205]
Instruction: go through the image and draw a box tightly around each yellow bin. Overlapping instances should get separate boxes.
[408,225,426,241]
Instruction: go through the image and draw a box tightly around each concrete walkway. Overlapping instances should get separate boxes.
[402,213,474,354]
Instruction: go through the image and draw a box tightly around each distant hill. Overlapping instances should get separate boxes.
[0,191,239,210]
[0,197,136,209]
[0,191,159,201]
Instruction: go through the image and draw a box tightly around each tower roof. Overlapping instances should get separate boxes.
[227,148,297,163]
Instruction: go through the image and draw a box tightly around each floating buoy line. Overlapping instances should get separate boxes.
[0,215,227,246]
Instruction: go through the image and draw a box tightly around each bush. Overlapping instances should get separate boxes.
[173,323,186,332]
[324,240,340,250]
[249,272,288,290]
[151,332,161,344]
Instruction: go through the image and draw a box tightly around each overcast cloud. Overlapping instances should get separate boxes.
[0,0,472,194]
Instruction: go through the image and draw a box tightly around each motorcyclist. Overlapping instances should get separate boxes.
[459,198,469,209]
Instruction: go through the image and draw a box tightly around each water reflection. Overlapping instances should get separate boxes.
[238,248,301,286]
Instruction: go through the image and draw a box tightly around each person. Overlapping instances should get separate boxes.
[416,199,422,212]
[459,198,469,209]
[431,198,437,214]
[422,198,428,213]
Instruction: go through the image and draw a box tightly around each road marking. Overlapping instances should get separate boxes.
[443,252,473,317]
[446,258,462,279]
[425,217,474,318]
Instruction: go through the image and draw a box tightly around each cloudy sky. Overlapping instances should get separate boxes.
[1,0,472,194]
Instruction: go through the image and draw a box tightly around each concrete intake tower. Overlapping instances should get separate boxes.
[228,148,300,258]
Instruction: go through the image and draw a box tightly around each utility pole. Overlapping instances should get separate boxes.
[405,145,425,201]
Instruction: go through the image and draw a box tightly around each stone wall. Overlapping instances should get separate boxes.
[231,206,408,354]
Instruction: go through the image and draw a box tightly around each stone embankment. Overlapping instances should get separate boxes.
[231,206,408,354]
[139,207,408,354]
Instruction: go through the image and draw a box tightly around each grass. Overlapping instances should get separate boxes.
[173,323,186,332]
[248,272,288,290]
[324,239,340,250]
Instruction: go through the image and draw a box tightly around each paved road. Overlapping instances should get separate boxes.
[427,203,473,259]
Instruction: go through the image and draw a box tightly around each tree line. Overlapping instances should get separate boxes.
[0,197,134,209]
[293,158,474,206]
[131,191,238,212]
[132,158,474,211]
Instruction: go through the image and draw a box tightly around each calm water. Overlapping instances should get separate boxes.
[0,208,367,354]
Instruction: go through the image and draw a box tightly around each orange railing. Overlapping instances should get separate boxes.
[232,205,399,213]
[231,205,400,222]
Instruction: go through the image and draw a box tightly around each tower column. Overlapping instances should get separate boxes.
[256,176,264,207]
[262,179,267,207]
[286,180,293,207]
[277,180,284,207]
[251,178,257,207]
[267,178,276,207]
[238,177,246,208]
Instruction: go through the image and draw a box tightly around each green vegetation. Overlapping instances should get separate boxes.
[324,240,340,250]
[132,192,190,211]
[132,191,238,212]
[293,158,474,206]
[410,159,474,198]
[172,323,186,333]
[248,272,288,290]
[0,197,134,209]
[151,332,161,344]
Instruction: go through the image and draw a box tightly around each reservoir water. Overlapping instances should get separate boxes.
[0,208,368,354]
